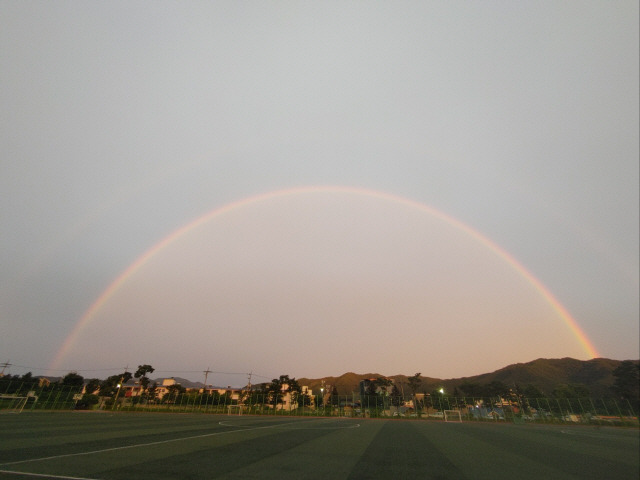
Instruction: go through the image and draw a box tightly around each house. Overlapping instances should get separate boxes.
[200,386,242,402]
[118,378,178,400]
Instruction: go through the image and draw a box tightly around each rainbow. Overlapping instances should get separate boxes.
[50,185,599,369]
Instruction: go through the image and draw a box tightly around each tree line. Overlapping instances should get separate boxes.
[2,361,638,411]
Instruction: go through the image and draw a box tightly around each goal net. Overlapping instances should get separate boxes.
[0,395,29,414]
[444,410,463,422]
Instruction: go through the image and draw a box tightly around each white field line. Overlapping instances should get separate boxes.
[218,419,360,429]
[0,420,306,467]
[0,469,101,480]
[559,429,634,439]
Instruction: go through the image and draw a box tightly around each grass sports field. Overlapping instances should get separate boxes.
[1,412,638,479]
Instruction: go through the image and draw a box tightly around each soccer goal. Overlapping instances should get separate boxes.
[0,395,29,414]
[227,405,245,416]
[443,410,463,422]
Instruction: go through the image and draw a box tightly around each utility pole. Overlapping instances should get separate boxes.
[0,361,11,377]
[247,372,252,392]
[203,367,212,393]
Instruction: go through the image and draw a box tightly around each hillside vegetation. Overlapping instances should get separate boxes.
[298,358,638,398]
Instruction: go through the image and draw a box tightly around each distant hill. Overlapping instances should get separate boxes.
[439,357,631,398]
[147,377,230,389]
[298,358,637,398]
[24,358,636,397]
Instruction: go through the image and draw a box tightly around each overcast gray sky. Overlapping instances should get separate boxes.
[1,1,637,386]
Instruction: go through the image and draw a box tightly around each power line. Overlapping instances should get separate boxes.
[6,363,273,381]
[10,364,127,373]
[0,360,12,376]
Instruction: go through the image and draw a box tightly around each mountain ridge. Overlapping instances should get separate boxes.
[28,357,637,397]
[296,357,637,397]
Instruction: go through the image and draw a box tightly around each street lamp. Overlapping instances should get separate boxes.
[112,383,123,410]
[438,388,445,413]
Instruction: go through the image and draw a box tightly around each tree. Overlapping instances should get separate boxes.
[376,377,392,395]
[147,382,158,403]
[134,364,155,401]
[611,361,640,404]
[76,392,100,410]
[459,382,482,397]
[266,375,301,408]
[390,384,402,407]
[552,383,590,399]
[85,378,101,395]
[245,386,266,407]
[120,371,133,384]
[99,376,118,397]
[61,372,84,388]
[431,388,449,410]
[266,376,285,406]
[365,379,378,396]
[330,386,340,406]
[407,373,422,413]
[99,371,132,397]
[521,384,544,399]
[510,384,542,415]
[484,381,509,398]
[363,378,392,410]
[165,383,185,403]
[407,373,422,396]
[452,387,466,408]
[296,388,312,408]
[422,391,433,410]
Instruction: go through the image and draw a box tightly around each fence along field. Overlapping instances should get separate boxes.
[1,379,637,426]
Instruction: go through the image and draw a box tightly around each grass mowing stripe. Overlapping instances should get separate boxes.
[414,422,573,480]
[205,418,380,479]
[347,421,466,479]
[434,423,638,480]
[92,419,363,479]
[0,419,304,468]
[5,422,299,479]
[1,424,227,451]
[2,414,636,479]
[0,412,222,445]
[478,423,638,474]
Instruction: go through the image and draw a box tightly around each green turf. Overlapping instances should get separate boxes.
[0,412,638,479]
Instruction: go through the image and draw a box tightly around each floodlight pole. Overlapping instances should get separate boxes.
[112,366,128,410]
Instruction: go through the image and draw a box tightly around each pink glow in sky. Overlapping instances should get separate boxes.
[53,189,598,385]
